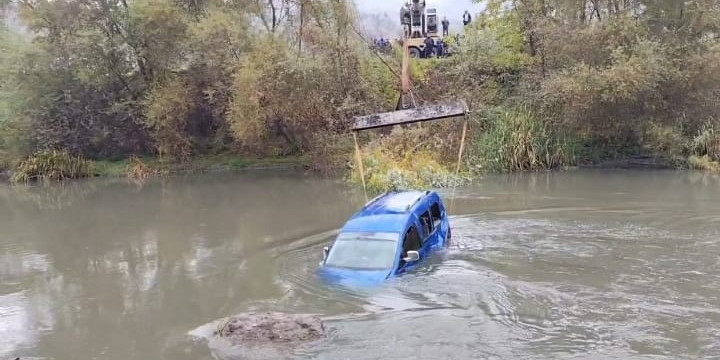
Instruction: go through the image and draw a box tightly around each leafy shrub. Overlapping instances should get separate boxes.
[540,40,675,140]
[642,123,687,156]
[640,122,689,167]
[227,39,342,154]
[144,77,194,162]
[11,150,93,183]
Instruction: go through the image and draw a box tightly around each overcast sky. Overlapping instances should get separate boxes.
[354,0,487,26]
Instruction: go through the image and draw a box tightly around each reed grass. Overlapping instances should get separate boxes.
[10,150,94,183]
[692,121,720,161]
[681,120,720,172]
[688,155,720,172]
[471,107,578,172]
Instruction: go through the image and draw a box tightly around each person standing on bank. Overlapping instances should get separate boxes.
[442,16,450,36]
[423,35,435,58]
[463,10,472,26]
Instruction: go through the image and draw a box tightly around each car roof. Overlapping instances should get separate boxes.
[340,191,437,234]
[362,191,429,215]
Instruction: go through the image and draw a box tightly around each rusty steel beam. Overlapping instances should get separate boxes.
[352,100,469,131]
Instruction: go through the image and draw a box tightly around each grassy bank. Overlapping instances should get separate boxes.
[4,152,309,184]
[93,154,309,177]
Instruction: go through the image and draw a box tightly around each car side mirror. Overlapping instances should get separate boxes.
[403,250,420,262]
[322,246,329,262]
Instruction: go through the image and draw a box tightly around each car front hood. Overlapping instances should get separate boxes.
[316,266,392,288]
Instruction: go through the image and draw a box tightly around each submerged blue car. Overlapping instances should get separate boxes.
[318,190,451,285]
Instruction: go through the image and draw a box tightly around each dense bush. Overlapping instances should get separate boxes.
[144,77,194,162]
[447,0,720,173]
[640,122,689,167]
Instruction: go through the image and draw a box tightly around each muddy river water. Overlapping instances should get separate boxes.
[1,170,719,359]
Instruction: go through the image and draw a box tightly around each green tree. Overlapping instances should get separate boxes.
[144,77,193,161]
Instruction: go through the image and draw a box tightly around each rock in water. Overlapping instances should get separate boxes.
[214,312,325,345]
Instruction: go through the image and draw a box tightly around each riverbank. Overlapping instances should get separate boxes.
[93,154,310,177]
[3,149,718,187]
[577,154,678,170]
[1,153,310,184]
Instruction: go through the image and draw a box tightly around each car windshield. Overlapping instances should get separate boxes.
[324,232,399,270]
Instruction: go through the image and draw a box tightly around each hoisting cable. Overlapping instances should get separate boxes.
[450,116,469,211]
[353,131,368,202]
[455,118,468,175]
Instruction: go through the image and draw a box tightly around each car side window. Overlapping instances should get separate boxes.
[419,210,434,241]
[430,202,442,229]
[402,226,421,256]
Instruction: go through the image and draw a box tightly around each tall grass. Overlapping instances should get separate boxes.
[688,121,720,172]
[471,107,578,172]
[10,150,94,183]
[688,155,720,172]
[692,121,720,160]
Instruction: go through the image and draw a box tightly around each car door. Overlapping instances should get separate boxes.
[429,201,447,246]
[418,209,438,255]
[396,224,422,274]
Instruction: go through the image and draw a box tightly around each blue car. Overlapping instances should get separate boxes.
[318,190,451,285]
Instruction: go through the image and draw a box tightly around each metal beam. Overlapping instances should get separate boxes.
[352,100,469,131]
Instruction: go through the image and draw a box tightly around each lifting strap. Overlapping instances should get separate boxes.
[353,132,368,202]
